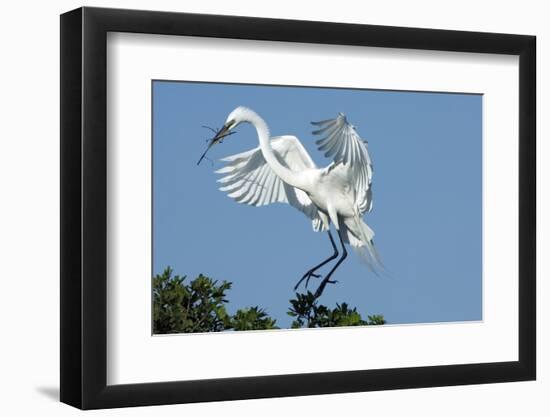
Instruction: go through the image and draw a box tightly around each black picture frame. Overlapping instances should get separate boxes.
[60,6,536,410]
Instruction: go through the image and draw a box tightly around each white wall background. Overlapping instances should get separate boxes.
[0,0,545,415]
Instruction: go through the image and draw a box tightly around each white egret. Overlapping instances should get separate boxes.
[203,106,381,299]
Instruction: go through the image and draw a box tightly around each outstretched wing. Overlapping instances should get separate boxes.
[312,113,374,214]
[215,135,327,231]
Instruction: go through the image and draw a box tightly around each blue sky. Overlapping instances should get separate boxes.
[153,80,482,327]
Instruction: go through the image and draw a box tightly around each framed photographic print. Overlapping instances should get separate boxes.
[60,6,536,410]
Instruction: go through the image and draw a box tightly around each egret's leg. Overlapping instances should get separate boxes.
[293,231,339,291]
[313,228,348,299]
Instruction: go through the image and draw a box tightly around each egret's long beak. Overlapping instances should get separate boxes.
[213,123,233,142]
[196,123,235,165]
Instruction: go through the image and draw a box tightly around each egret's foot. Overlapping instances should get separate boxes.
[313,277,339,299]
[304,271,322,288]
[294,270,321,291]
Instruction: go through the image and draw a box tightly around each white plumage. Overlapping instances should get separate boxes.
[312,113,374,215]
[209,106,381,298]
[215,135,328,232]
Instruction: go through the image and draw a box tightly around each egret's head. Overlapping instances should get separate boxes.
[223,106,254,132]
[212,106,251,141]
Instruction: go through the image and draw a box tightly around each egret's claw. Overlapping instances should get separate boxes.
[304,271,321,288]
[294,270,321,291]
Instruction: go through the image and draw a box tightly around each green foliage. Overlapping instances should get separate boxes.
[153,267,278,333]
[365,314,386,326]
[153,267,385,334]
[153,267,232,333]
[287,291,386,328]
[231,307,278,331]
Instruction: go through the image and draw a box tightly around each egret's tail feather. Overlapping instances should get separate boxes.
[342,215,384,274]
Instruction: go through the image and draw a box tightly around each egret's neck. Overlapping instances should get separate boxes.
[245,112,307,190]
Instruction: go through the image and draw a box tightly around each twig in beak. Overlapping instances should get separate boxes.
[202,125,219,134]
[197,125,236,166]
[197,139,215,165]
